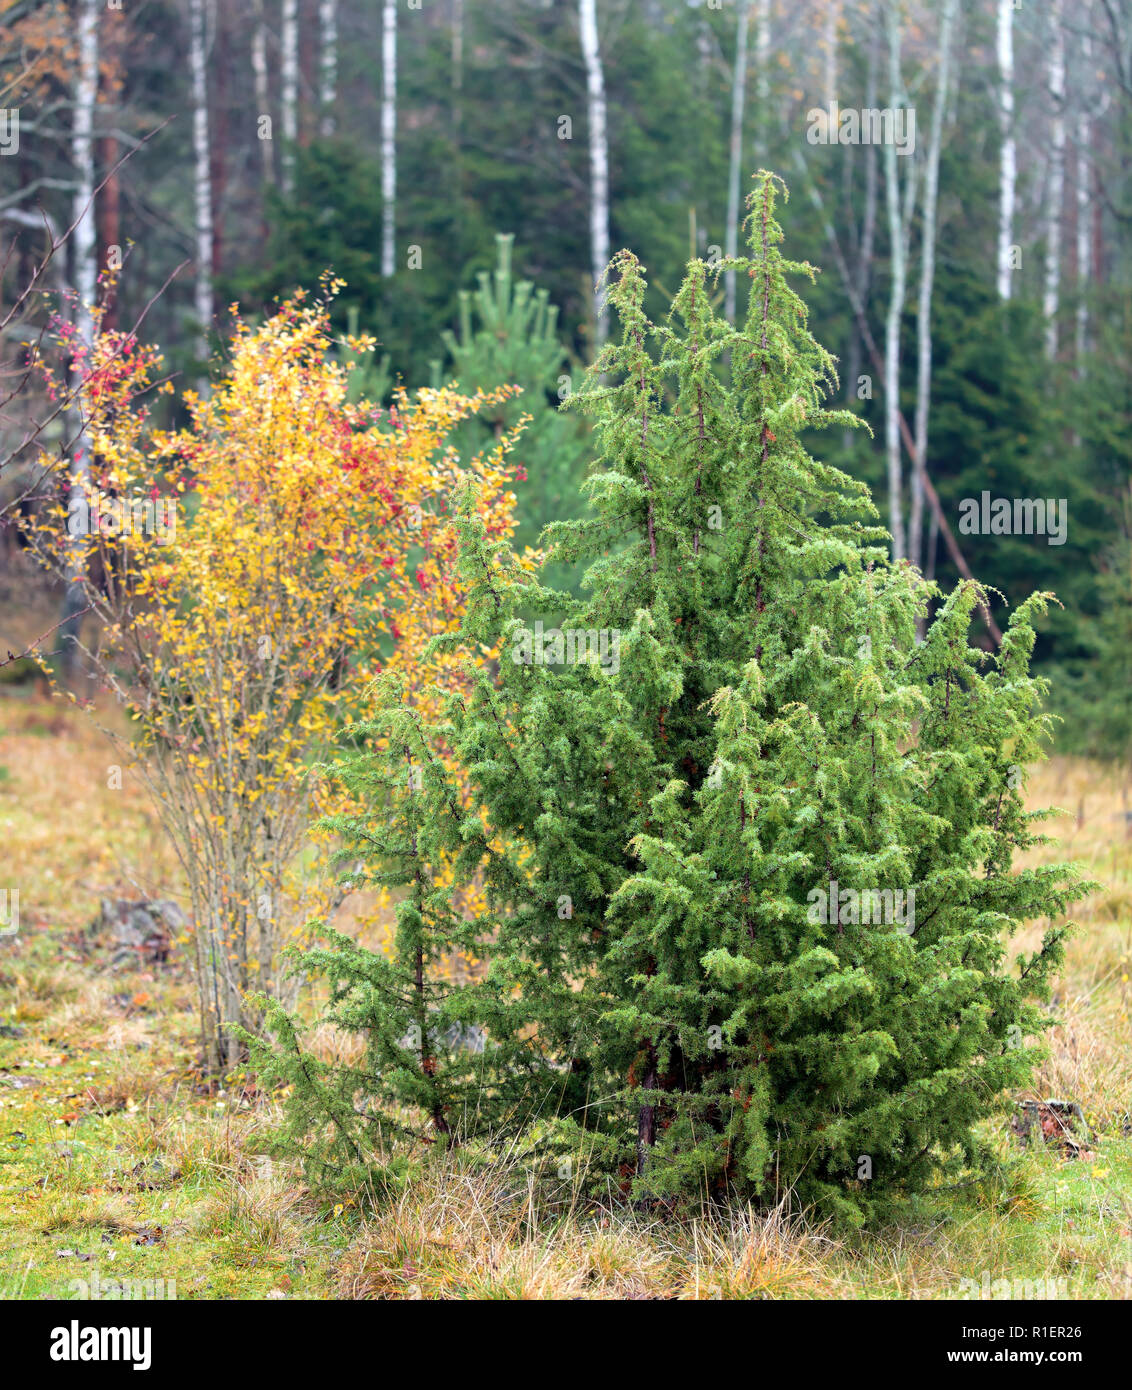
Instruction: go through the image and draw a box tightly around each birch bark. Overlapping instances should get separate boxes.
[725,3,751,325]
[382,0,397,278]
[190,0,213,365]
[281,0,298,193]
[252,0,274,186]
[883,2,918,563]
[320,0,338,137]
[60,0,100,681]
[1076,33,1092,367]
[579,0,610,346]
[1043,0,1066,358]
[910,0,957,573]
[996,0,1016,300]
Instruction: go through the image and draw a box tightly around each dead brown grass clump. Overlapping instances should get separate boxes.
[335,1156,845,1301]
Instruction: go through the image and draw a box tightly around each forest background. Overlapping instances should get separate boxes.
[1,0,1128,754]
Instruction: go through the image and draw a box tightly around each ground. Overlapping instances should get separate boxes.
[1,664,1131,1299]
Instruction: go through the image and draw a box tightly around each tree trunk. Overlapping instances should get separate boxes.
[189,0,213,370]
[883,3,917,563]
[754,0,770,165]
[210,2,228,283]
[60,0,100,686]
[319,0,338,136]
[1075,34,1091,369]
[797,146,1001,645]
[579,0,610,347]
[1043,0,1065,359]
[96,10,122,335]
[381,0,397,278]
[635,1043,659,1197]
[910,0,957,575]
[725,3,750,325]
[823,0,840,108]
[252,0,274,187]
[281,0,298,193]
[451,0,465,264]
[845,12,878,441]
[96,134,119,333]
[996,0,1016,300]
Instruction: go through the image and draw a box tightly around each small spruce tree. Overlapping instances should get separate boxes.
[255,175,1087,1223]
[250,682,495,1180]
[429,234,591,594]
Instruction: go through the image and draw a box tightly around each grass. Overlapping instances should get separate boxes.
[1,678,1131,1299]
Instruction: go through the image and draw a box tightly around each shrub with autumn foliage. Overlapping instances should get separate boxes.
[30,286,530,1072]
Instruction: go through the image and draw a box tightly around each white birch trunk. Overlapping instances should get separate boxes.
[320,0,338,137]
[857,19,879,321]
[843,15,878,445]
[910,0,957,573]
[72,1,98,360]
[62,0,100,678]
[996,0,1016,300]
[754,0,770,165]
[579,0,610,346]
[381,0,397,279]
[883,2,916,563]
[1043,0,1065,358]
[823,0,840,108]
[281,0,298,193]
[725,2,751,325]
[190,0,213,366]
[1075,34,1091,367]
[252,0,274,185]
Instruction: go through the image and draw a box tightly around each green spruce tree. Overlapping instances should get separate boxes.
[428,234,591,596]
[254,174,1087,1224]
[244,683,499,1183]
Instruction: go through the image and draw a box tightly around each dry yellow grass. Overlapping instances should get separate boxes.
[1015,757,1132,1127]
[333,1158,844,1300]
